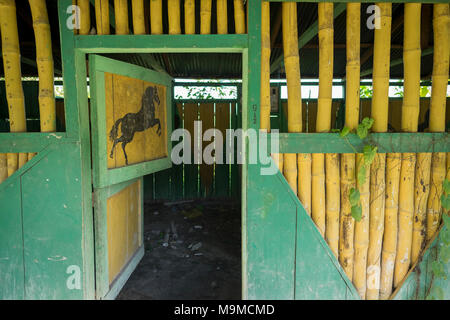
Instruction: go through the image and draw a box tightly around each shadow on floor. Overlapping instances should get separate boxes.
[117,199,241,300]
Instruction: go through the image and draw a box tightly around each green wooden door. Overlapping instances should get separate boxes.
[89,55,173,299]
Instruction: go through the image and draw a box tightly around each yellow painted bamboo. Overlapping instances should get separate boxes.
[354,154,370,299]
[234,0,245,34]
[217,0,228,35]
[0,154,7,183]
[72,0,78,35]
[150,0,163,35]
[184,0,195,35]
[298,154,311,216]
[95,0,110,35]
[366,3,391,301]
[78,0,90,35]
[132,0,145,34]
[411,153,432,263]
[0,0,27,174]
[168,0,181,35]
[325,153,340,257]
[339,3,360,282]
[200,0,212,35]
[394,3,421,288]
[312,3,333,237]
[282,2,303,203]
[114,0,129,35]
[425,4,449,242]
[379,153,401,299]
[29,0,56,133]
[260,1,270,132]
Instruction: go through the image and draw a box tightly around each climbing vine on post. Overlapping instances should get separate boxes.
[334,117,376,222]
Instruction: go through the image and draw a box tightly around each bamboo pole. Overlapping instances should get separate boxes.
[354,154,370,299]
[366,3,391,301]
[260,1,270,132]
[379,153,401,299]
[168,0,181,35]
[326,153,340,257]
[132,0,145,34]
[394,3,421,288]
[184,0,195,35]
[0,0,27,175]
[426,4,449,241]
[282,2,302,199]
[234,0,245,34]
[114,0,129,35]
[217,0,228,35]
[200,0,212,35]
[150,0,163,35]
[29,0,56,134]
[78,0,90,35]
[95,0,110,35]
[313,3,334,237]
[339,3,360,282]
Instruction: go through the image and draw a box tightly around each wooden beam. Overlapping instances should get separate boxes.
[270,3,346,73]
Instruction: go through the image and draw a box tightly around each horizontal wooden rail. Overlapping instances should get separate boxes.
[266,0,449,3]
[0,132,73,153]
[74,34,249,53]
[268,132,450,154]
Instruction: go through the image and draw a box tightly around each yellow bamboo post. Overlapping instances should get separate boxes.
[326,153,340,257]
[29,0,56,134]
[394,3,421,288]
[132,0,146,34]
[184,0,195,35]
[426,4,449,241]
[0,0,27,175]
[260,1,270,133]
[282,2,302,199]
[366,3,391,301]
[338,3,360,282]
[114,0,129,35]
[150,0,163,35]
[78,0,90,35]
[95,0,110,35]
[379,153,401,299]
[234,0,245,34]
[217,0,228,35]
[313,3,334,237]
[354,153,370,299]
[168,0,181,35]
[200,0,212,35]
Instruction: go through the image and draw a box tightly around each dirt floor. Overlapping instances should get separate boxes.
[117,199,241,300]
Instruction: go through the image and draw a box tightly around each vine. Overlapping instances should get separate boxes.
[333,117,377,221]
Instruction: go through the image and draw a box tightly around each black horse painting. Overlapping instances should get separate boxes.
[109,85,162,165]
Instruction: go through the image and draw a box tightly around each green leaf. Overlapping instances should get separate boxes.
[357,165,367,186]
[356,118,374,139]
[351,205,362,222]
[340,126,350,138]
[363,145,378,166]
[349,188,360,207]
[443,179,450,195]
[442,214,450,228]
[441,227,450,245]
[432,286,444,300]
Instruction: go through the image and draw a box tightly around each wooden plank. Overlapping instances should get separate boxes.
[183,103,199,199]
[199,103,215,197]
[214,103,231,197]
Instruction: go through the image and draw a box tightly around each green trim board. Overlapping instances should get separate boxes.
[75,34,248,53]
[89,55,173,189]
[93,177,144,299]
[267,132,450,154]
[266,0,449,3]
[0,133,71,153]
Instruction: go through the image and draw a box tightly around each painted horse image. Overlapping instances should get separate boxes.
[109,86,162,165]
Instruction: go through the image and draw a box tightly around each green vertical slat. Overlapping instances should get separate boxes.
[230,103,239,199]
[154,168,171,200]
[143,174,154,202]
[0,179,24,299]
[171,164,184,200]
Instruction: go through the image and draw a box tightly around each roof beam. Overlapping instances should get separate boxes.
[270,2,346,74]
